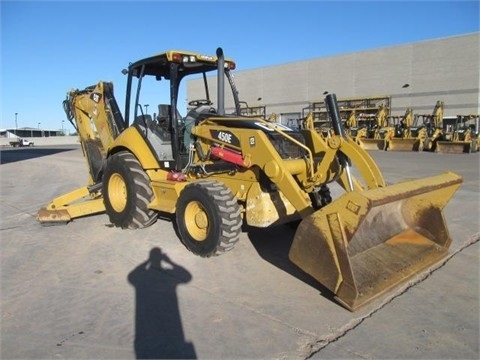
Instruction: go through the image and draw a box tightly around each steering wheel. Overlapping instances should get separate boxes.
[188,99,212,107]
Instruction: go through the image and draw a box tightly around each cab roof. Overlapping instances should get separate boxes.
[128,50,236,78]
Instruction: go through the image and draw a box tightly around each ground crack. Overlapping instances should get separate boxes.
[301,233,480,359]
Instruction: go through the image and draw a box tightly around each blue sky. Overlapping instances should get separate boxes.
[1,1,478,132]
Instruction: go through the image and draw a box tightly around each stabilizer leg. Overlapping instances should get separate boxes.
[37,184,105,225]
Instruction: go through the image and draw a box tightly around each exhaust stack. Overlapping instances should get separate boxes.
[216,47,225,116]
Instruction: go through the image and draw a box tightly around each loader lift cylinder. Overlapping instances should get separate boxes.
[326,93,347,138]
[325,93,354,191]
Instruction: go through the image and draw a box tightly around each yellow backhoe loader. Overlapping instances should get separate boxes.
[37,48,462,311]
[435,115,479,153]
[418,100,444,152]
[384,107,428,151]
[354,104,390,150]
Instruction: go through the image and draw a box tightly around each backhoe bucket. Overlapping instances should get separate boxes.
[289,171,462,311]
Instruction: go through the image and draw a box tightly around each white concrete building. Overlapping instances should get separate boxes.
[188,32,479,126]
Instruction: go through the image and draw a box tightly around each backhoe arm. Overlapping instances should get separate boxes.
[65,81,125,149]
[63,81,126,183]
[38,81,126,225]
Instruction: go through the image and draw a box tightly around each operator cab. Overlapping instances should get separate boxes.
[183,99,216,150]
[124,49,237,171]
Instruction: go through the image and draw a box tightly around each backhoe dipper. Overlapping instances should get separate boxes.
[38,48,462,311]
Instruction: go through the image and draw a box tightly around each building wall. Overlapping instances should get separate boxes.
[187,33,479,124]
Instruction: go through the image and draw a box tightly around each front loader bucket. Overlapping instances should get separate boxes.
[359,138,385,151]
[289,172,462,311]
[436,141,471,154]
[388,138,421,151]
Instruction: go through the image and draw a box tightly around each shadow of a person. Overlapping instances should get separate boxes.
[128,247,196,359]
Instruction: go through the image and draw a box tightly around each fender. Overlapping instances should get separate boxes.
[108,126,160,169]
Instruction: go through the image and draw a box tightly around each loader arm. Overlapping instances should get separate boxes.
[193,97,387,219]
[193,120,315,217]
[304,128,386,191]
[264,97,387,193]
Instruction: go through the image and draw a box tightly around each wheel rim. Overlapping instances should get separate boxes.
[185,201,209,241]
[108,173,127,212]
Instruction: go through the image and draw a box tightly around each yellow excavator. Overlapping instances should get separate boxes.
[37,48,462,311]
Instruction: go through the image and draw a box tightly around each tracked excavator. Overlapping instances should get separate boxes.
[37,48,462,311]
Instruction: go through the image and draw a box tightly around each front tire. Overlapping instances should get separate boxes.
[176,180,242,257]
[102,151,157,229]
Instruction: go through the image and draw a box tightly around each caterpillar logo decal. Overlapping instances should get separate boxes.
[210,130,240,147]
[90,92,102,103]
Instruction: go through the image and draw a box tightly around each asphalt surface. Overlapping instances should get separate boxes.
[1,145,478,359]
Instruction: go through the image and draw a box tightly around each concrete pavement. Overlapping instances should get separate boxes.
[0,146,478,359]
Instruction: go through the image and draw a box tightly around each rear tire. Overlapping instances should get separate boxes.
[103,151,157,229]
[176,180,242,257]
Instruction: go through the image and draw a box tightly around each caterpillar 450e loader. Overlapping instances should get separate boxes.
[37,48,462,311]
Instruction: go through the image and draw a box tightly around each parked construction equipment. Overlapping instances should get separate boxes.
[37,48,462,311]
[302,95,391,147]
[383,107,428,151]
[352,103,390,150]
[435,115,479,153]
[239,102,276,122]
[417,100,444,152]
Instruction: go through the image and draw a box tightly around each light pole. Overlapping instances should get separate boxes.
[15,112,18,136]
[144,104,149,115]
